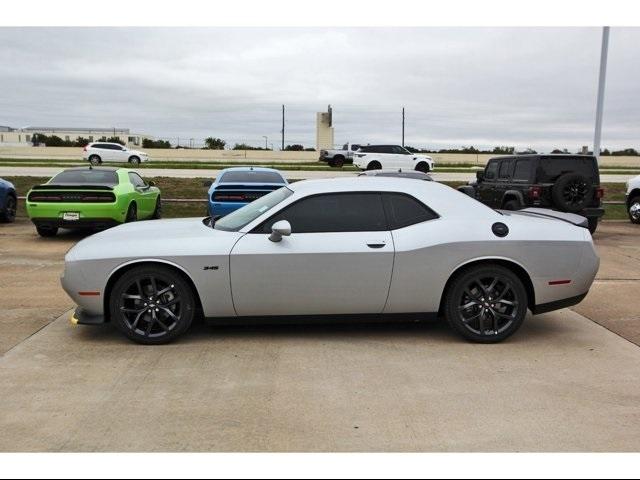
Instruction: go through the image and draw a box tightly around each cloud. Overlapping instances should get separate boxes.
[0,27,638,150]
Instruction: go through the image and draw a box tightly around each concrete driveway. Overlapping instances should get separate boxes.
[1,220,639,452]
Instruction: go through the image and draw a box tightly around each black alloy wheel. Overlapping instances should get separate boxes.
[445,265,528,343]
[125,203,137,222]
[110,266,195,344]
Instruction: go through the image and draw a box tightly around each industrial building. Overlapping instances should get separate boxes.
[0,126,151,147]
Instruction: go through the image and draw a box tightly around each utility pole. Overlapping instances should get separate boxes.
[593,26,610,162]
[402,107,405,147]
[263,135,268,150]
[281,105,285,151]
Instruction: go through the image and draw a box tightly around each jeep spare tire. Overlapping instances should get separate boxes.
[551,173,593,213]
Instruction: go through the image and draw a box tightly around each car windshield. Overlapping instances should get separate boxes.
[220,171,285,184]
[214,187,293,232]
[50,170,118,185]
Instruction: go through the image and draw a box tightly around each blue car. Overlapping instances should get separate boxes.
[0,177,17,223]
[207,167,288,218]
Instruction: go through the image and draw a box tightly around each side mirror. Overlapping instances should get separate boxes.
[203,180,213,187]
[476,171,486,181]
[269,220,291,243]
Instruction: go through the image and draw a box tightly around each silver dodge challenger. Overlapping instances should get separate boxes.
[62,177,599,344]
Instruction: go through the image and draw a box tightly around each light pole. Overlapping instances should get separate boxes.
[593,26,610,162]
[263,136,268,150]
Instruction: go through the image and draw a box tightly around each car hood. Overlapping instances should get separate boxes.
[66,217,243,262]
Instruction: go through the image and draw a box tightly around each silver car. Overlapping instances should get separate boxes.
[62,177,599,344]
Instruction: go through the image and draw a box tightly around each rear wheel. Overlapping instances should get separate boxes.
[588,217,599,234]
[444,264,528,343]
[628,196,640,224]
[129,156,141,166]
[109,265,195,344]
[0,195,16,223]
[36,225,58,237]
[152,196,162,219]
[89,155,102,166]
[415,161,430,173]
[366,161,382,171]
[125,203,138,222]
[502,199,520,211]
[332,155,345,168]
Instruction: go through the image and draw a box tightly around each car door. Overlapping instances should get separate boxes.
[478,159,500,206]
[93,144,114,161]
[128,172,154,216]
[230,192,395,316]
[113,144,128,162]
[495,158,515,206]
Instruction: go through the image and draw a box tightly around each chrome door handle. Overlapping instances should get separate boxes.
[366,242,386,249]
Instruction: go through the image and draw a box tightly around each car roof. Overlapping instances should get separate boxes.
[90,142,123,146]
[288,177,495,218]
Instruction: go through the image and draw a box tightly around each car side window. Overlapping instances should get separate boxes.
[255,193,388,233]
[498,159,513,179]
[382,193,439,229]
[93,143,106,149]
[513,159,531,181]
[128,172,146,187]
[485,160,499,180]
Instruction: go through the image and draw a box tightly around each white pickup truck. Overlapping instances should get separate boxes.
[353,145,435,173]
[626,174,640,223]
[319,142,362,167]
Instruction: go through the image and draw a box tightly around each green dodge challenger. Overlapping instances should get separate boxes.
[27,167,161,237]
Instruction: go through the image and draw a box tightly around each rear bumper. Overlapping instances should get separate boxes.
[532,292,588,315]
[580,207,605,219]
[32,217,121,230]
[71,306,106,325]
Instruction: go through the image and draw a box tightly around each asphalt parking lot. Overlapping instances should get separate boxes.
[1,218,639,452]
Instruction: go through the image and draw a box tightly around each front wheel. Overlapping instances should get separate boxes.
[129,156,141,166]
[444,264,528,343]
[109,265,196,344]
[415,162,430,173]
[628,196,640,224]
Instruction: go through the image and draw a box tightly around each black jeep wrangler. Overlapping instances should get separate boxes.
[459,154,604,233]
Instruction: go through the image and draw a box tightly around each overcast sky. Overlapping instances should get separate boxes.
[0,27,638,151]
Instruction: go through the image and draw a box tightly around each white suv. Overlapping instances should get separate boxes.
[626,174,640,224]
[353,145,435,172]
[82,142,150,166]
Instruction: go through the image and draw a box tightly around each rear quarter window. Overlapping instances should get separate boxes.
[537,157,599,183]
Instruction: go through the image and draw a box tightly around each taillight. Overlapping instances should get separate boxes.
[529,185,542,200]
[596,187,604,199]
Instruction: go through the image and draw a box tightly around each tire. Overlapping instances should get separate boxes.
[109,265,196,345]
[0,195,17,223]
[551,173,593,213]
[628,196,640,224]
[444,264,528,343]
[125,203,138,223]
[36,225,58,237]
[152,196,162,219]
[89,155,102,166]
[415,162,430,173]
[587,217,599,234]
[366,161,382,171]
[333,156,345,168]
[129,156,141,166]
[502,199,520,211]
